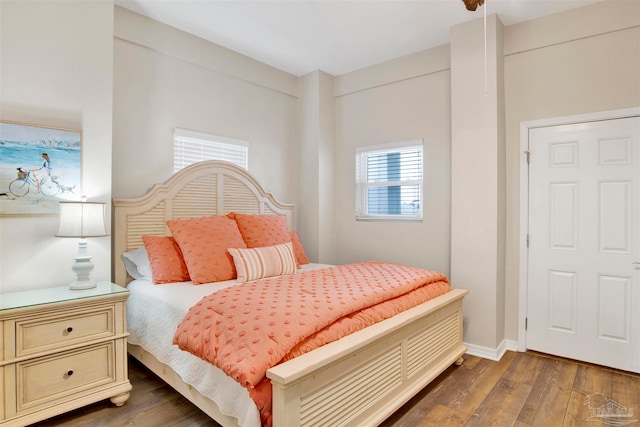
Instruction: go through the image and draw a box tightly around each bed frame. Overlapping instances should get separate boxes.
[113,160,467,427]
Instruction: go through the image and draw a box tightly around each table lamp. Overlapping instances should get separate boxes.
[56,198,108,289]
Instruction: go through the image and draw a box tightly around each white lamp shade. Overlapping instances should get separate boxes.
[57,201,108,238]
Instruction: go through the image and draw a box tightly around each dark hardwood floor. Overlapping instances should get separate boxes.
[382,351,640,427]
[31,351,640,427]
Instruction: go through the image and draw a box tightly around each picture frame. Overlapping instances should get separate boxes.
[0,120,82,216]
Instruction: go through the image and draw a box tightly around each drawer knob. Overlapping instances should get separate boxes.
[67,370,74,376]
[66,327,73,333]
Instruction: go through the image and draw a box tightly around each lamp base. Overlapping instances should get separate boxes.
[69,279,97,290]
[69,239,97,290]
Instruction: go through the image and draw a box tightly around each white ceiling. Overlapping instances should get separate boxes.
[114,0,601,76]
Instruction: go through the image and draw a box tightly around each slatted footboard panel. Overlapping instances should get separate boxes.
[268,288,467,427]
[300,346,403,426]
[407,311,460,377]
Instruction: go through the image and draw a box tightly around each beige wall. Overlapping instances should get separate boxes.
[0,0,114,292]
[112,7,300,204]
[333,46,452,275]
[503,0,640,341]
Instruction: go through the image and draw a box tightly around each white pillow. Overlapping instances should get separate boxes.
[122,247,152,281]
[228,242,297,282]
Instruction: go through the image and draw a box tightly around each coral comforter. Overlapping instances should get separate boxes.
[173,262,451,425]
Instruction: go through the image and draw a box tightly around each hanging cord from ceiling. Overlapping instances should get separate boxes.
[484,0,487,95]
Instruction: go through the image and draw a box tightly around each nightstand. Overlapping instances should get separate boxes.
[0,282,131,427]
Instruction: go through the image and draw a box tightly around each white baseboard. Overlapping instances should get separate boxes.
[464,339,519,361]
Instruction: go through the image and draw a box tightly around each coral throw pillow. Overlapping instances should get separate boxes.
[167,216,247,284]
[228,242,297,282]
[231,213,291,248]
[142,235,190,284]
[290,231,310,265]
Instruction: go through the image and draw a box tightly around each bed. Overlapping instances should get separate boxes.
[113,160,468,427]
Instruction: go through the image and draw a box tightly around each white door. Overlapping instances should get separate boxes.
[527,116,640,373]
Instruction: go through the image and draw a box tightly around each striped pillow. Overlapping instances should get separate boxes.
[229,242,297,282]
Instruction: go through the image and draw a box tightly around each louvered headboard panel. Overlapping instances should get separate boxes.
[113,161,294,286]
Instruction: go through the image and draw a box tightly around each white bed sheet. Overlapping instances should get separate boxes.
[126,263,332,427]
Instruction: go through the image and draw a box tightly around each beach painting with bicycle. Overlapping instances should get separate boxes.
[0,120,81,215]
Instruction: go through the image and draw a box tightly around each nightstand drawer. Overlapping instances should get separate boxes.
[16,306,114,357]
[17,342,114,411]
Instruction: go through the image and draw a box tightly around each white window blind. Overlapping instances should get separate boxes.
[355,139,423,221]
[174,128,249,172]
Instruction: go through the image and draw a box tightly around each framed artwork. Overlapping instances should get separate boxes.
[0,120,82,216]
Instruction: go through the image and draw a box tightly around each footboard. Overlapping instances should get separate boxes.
[267,288,467,427]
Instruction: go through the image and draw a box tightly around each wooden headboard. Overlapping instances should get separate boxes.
[112,160,294,286]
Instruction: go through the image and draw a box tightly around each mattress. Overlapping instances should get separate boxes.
[126,263,332,427]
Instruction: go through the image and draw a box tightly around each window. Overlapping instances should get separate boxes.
[173,128,249,172]
[355,139,423,221]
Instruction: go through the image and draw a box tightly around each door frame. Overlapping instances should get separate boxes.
[517,107,640,352]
